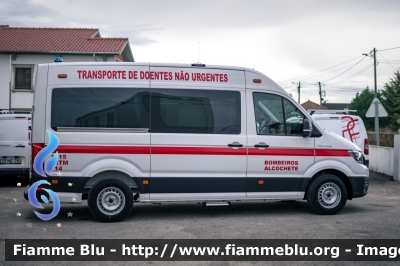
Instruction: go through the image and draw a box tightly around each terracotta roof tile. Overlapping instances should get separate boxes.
[301,100,328,110]
[0,25,128,54]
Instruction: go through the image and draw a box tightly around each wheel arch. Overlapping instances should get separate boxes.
[303,169,353,200]
[83,170,142,200]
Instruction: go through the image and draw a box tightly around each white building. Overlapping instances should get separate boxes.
[0,25,134,111]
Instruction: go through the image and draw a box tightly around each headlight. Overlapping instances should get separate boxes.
[349,150,364,164]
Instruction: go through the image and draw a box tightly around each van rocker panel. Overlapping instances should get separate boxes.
[0,168,29,176]
[149,177,303,193]
[28,172,90,193]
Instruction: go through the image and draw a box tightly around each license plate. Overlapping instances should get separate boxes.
[0,158,22,164]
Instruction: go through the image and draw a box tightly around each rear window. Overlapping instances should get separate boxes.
[51,88,150,129]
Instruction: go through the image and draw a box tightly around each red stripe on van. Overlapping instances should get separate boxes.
[36,144,350,157]
[248,148,314,156]
[315,149,350,157]
[151,146,246,155]
[56,145,150,154]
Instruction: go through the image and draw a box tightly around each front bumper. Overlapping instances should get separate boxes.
[350,176,369,198]
[0,168,29,178]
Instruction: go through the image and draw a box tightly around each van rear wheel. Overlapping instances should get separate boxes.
[307,174,347,215]
[88,179,133,222]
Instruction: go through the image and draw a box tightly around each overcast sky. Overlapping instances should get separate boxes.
[1,0,400,104]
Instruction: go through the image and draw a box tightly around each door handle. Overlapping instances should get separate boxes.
[228,142,243,148]
[254,143,269,148]
[15,145,25,148]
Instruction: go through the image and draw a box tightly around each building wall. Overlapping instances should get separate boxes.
[0,53,116,110]
[0,54,11,110]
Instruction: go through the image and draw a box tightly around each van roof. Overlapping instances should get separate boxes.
[0,114,31,120]
[312,113,361,119]
[47,62,247,71]
[42,62,287,95]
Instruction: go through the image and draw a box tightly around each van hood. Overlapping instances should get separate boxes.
[317,130,361,151]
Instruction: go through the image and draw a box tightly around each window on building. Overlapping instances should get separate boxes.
[14,67,33,90]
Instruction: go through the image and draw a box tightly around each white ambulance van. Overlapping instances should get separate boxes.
[0,111,31,181]
[308,110,369,167]
[24,62,369,222]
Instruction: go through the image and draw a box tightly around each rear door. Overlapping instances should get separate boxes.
[149,66,247,201]
[0,116,30,173]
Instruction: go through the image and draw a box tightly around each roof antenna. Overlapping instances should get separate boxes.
[198,41,201,64]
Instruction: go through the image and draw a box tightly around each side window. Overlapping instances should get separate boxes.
[253,93,285,135]
[51,88,150,129]
[151,89,241,134]
[253,92,305,136]
[283,98,304,136]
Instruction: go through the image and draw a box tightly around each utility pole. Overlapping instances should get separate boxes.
[297,81,301,104]
[373,47,380,146]
[318,82,322,105]
[198,42,200,63]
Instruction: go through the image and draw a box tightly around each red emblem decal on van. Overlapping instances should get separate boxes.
[342,116,360,143]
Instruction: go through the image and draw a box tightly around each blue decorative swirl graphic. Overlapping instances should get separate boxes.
[33,130,59,177]
[28,180,61,221]
[29,129,61,221]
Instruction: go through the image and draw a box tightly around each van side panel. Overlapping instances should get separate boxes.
[31,64,49,144]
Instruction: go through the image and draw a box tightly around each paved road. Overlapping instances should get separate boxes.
[0,172,399,266]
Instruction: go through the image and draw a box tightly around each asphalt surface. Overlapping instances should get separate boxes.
[0,172,400,266]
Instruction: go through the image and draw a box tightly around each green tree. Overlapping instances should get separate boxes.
[381,71,400,131]
[349,87,376,130]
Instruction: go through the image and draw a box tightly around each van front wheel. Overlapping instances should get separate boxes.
[88,179,133,222]
[307,174,347,215]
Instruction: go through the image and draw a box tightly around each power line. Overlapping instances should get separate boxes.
[378,46,400,52]
[277,55,364,84]
[328,87,361,91]
[377,51,398,71]
[325,90,360,97]
[278,61,371,86]
[325,64,372,89]
[322,57,368,83]
[326,90,359,94]
[325,63,374,88]
[328,86,368,90]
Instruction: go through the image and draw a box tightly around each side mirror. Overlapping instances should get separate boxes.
[303,118,312,138]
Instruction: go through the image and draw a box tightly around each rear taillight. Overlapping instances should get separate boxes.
[32,144,44,173]
[364,138,369,155]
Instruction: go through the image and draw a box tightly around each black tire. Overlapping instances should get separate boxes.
[88,179,133,222]
[307,174,347,215]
